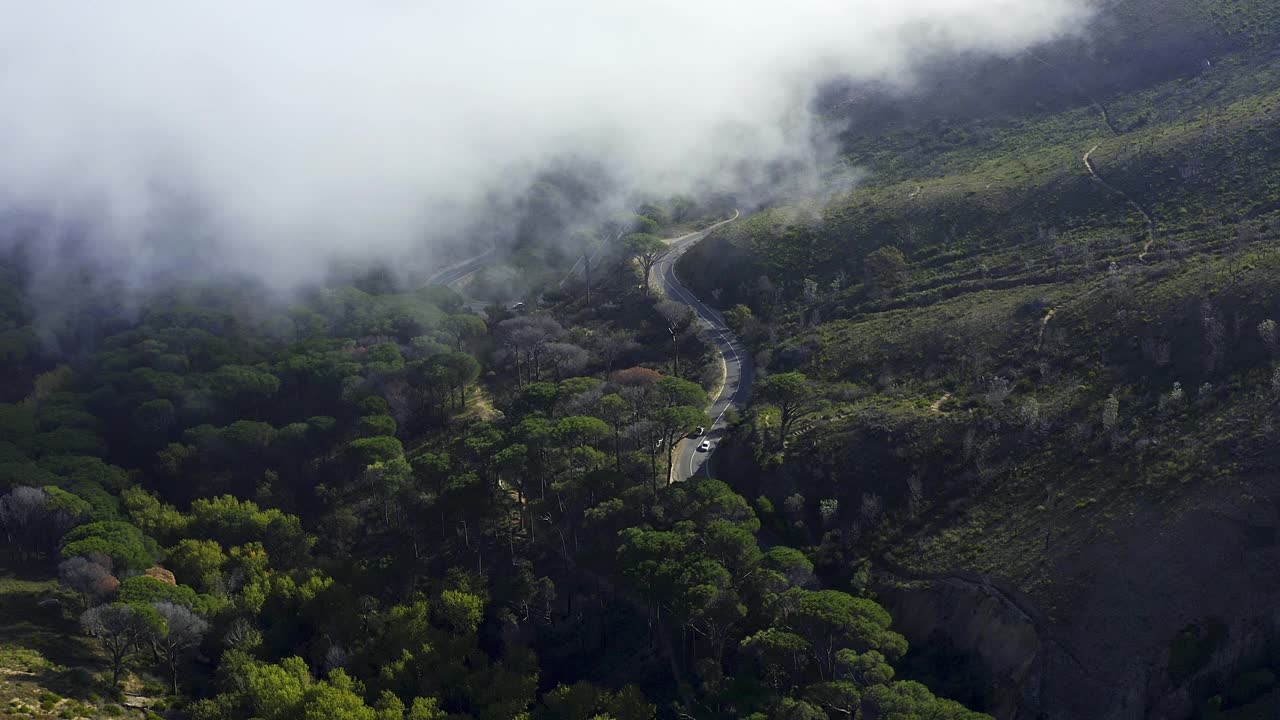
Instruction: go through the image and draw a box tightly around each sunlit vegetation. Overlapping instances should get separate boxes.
[674,2,1280,716]
[0,191,979,719]
[5,1,1280,718]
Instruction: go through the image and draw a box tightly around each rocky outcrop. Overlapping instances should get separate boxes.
[882,576,1042,719]
[881,473,1280,720]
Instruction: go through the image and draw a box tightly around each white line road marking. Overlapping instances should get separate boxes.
[654,212,746,482]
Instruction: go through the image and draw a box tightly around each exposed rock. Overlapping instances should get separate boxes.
[881,473,1280,720]
[882,576,1040,719]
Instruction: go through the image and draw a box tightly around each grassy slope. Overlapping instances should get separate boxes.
[806,53,1280,571]
[0,570,157,719]
[678,2,1280,714]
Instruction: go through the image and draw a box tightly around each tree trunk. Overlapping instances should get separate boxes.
[649,450,659,499]
[670,329,680,378]
[613,428,622,472]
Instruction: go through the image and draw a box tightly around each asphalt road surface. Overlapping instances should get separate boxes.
[652,212,753,481]
[424,248,496,288]
[427,212,751,482]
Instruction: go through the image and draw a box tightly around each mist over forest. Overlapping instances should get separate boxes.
[4,2,1280,720]
[1,1,1089,291]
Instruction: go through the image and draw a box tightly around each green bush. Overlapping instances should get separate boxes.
[66,667,95,687]
[356,414,398,438]
[1227,669,1277,706]
[141,680,167,696]
[118,575,200,609]
[1169,620,1227,684]
[61,520,158,570]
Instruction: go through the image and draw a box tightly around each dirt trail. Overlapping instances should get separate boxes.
[1036,141,1160,352]
[1035,283,1107,354]
[1030,53,1122,136]
[1036,308,1057,353]
[1084,145,1159,260]
[929,392,952,413]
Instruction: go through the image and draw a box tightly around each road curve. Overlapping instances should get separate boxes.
[424,248,497,288]
[651,211,752,481]
[426,211,750,483]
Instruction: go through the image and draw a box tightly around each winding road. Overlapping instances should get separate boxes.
[650,211,753,481]
[424,247,497,288]
[426,211,752,482]
[424,247,509,315]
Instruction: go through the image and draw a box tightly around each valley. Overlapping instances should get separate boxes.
[4,1,1280,719]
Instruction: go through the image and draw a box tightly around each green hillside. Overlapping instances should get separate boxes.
[0,213,979,718]
[4,2,1280,719]
[676,2,1280,717]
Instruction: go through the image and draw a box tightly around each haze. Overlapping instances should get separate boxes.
[0,1,1093,289]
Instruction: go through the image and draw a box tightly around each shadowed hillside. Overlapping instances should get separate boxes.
[677,1,1280,717]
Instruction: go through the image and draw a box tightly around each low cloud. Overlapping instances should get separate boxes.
[0,0,1093,289]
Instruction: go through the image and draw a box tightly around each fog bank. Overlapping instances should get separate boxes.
[0,0,1093,289]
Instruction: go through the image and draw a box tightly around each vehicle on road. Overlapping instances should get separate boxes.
[697,440,711,452]
[689,426,705,438]
[510,302,525,311]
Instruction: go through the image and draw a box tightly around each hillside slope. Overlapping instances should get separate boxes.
[678,3,1280,717]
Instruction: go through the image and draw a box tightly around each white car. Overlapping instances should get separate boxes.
[697,440,711,452]
[689,426,706,438]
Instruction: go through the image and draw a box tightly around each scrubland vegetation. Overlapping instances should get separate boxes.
[6,1,1280,718]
